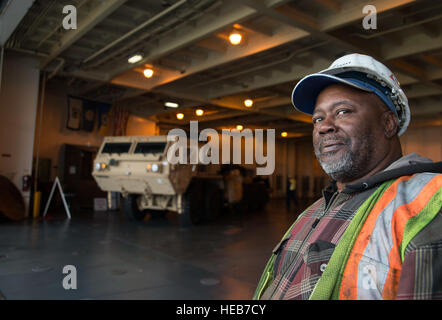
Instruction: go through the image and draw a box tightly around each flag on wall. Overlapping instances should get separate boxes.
[111,104,129,136]
[66,97,82,130]
[97,103,111,136]
[81,100,96,132]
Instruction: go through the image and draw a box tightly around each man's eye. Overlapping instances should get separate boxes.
[337,109,350,116]
[312,117,323,124]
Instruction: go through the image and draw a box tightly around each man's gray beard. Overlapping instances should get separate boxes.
[314,133,375,182]
[315,149,360,182]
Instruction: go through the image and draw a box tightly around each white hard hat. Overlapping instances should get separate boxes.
[291,53,410,136]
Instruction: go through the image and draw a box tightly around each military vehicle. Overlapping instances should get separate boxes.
[92,135,224,225]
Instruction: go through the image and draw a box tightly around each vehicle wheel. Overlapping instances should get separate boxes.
[180,180,204,227]
[121,194,147,221]
[147,209,167,219]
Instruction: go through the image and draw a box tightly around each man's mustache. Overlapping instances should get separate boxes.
[316,135,351,154]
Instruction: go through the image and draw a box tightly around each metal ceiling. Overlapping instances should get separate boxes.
[4,0,442,136]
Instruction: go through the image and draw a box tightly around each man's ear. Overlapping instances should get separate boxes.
[382,111,399,138]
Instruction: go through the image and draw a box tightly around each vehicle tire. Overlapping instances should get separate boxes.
[147,209,167,219]
[180,180,204,227]
[121,194,147,221]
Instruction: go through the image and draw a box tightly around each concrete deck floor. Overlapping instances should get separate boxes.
[0,199,304,300]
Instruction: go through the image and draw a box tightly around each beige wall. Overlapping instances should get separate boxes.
[126,114,157,136]
[35,83,157,180]
[35,83,104,180]
[400,125,442,162]
[0,52,40,210]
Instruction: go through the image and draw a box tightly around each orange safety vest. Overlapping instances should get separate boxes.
[311,173,442,299]
[254,172,442,300]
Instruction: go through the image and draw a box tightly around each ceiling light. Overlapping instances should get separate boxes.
[128,53,143,64]
[176,113,184,120]
[195,109,204,116]
[229,31,242,45]
[165,102,179,108]
[281,132,288,138]
[143,68,154,78]
[236,124,243,130]
[244,99,253,108]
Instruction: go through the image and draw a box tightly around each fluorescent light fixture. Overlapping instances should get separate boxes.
[128,53,143,64]
[229,32,242,45]
[244,99,253,108]
[143,68,154,78]
[165,102,179,108]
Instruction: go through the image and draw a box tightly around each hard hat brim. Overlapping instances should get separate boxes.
[291,73,371,115]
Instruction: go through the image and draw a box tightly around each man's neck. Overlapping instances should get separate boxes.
[336,151,403,192]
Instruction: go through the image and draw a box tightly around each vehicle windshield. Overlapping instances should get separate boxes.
[101,142,132,154]
[134,142,167,154]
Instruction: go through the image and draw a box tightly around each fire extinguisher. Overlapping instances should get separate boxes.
[22,175,32,192]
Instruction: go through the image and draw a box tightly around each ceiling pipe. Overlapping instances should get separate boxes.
[84,0,220,70]
[36,0,89,49]
[82,0,188,64]
[22,0,58,43]
[6,46,48,58]
[189,41,328,88]
[351,13,442,39]
[47,58,65,80]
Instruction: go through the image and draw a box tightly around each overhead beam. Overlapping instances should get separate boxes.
[274,4,319,30]
[147,0,416,91]
[41,0,128,68]
[153,84,312,124]
[404,84,442,99]
[237,0,442,94]
[198,113,281,129]
[419,53,442,68]
[114,0,411,89]
[312,0,341,12]
[0,0,35,46]
[108,1,260,77]
[235,21,274,37]
[202,55,330,99]
[409,97,442,116]
[73,0,418,94]
[388,59,429,80]
[381,25,442,60]
[210,95,312,123]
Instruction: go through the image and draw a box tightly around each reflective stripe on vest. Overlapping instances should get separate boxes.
[339,173,442,299]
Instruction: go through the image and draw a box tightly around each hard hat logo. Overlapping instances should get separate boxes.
[389,73,399,86]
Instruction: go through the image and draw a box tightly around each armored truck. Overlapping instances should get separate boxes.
[92,135,224,225]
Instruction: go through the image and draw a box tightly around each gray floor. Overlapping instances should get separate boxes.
[0,199,301,300]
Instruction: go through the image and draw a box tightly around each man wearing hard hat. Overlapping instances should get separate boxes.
[254,54,442,300]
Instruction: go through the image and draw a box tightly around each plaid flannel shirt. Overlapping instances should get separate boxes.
[261,177,442,300]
